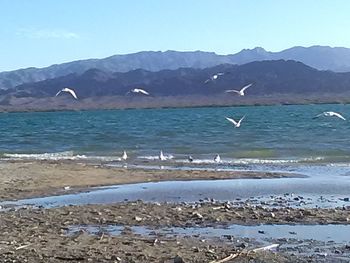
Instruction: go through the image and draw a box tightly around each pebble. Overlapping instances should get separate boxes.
[134,216,143,222]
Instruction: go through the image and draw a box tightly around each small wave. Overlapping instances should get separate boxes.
[175,156,327,165]
[3,151,78,160]
[138,154,174,161]
[2,152,121,162]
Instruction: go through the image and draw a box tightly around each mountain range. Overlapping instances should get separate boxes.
[0,59,349,112]
[2,45,350,91]
[7,59,350,99]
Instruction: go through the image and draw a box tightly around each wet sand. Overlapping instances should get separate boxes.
[0,161,299,201]
[1,161,349,262]
[1,201,350,262]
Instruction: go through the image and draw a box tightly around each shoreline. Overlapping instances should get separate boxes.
[0,97,349,114]
[1,160,350,262]
[0,160,302,201]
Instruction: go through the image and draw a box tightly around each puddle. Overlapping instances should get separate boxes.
[67,223,350,259]
[68,224,350,244]
[1,178,350,209]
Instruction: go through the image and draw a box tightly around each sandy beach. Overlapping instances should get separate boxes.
[0,161,349,262]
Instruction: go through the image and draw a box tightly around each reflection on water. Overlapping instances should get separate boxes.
[68,224,350,243]
[1,171,350,209]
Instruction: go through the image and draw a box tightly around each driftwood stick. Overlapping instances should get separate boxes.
[15,243,31,250]
[252,244,279,252]
[209,253,239,263]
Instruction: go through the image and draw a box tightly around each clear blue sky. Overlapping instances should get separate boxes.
[1,0,349,72]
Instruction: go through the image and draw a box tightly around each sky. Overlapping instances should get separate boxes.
[1,0,350,72]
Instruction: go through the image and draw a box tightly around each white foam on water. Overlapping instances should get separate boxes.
[174,156,326,165]
[138,154,174,161]
[2,152,121,162]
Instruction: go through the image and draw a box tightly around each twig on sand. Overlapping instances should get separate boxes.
[209,253,239,263]
[15,244,31,250]
[209,243,280,263]
[252,244,279,252]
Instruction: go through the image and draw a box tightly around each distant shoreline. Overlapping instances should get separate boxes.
[0,94,349,114]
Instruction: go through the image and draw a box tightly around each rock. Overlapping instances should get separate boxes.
[237,243,247,249]
[135,216,143,222]
[343,197,350,202]
[258,230,265,234]
[174,255,185,263]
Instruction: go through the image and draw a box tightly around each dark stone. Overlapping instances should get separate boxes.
[237,243,247,249]
[174,255,185,263]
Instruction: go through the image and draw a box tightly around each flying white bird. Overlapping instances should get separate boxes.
[127,88,150,96]
[225,83,253,96]
[55,87,78,99]
[214,154,221,163]
[204,72,224,83]
[159,150,167,161]
[314,111,346,120]
[122,151,128,161]
[225,115,246,128]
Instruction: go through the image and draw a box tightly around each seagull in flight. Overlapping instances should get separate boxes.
[204,72,224,84]
[122,151,128,161]
[225,83,253,96]
[127,88,150,96]
[55,87,78,99]
[225,115,246,128]
[314,111,346,120]
[214,154,221,163]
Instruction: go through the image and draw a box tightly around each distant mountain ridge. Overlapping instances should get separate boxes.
[8,60,350,99]
[2,45,350,90]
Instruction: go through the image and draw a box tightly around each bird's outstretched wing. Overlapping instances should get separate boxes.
[240,83,253,93]
[204,78,211,84]
[313,113,324,119]
[225,89,240,94]
[333,112,346,120]
[139,89,150,95]
[66,88,78,99]
[225,117,238,125]
[237,115,246,125]
[55,90,62,97]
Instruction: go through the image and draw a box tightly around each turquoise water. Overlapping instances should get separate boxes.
[1,104,350,167]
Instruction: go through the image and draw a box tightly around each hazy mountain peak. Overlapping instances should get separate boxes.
[2,45,350,90]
